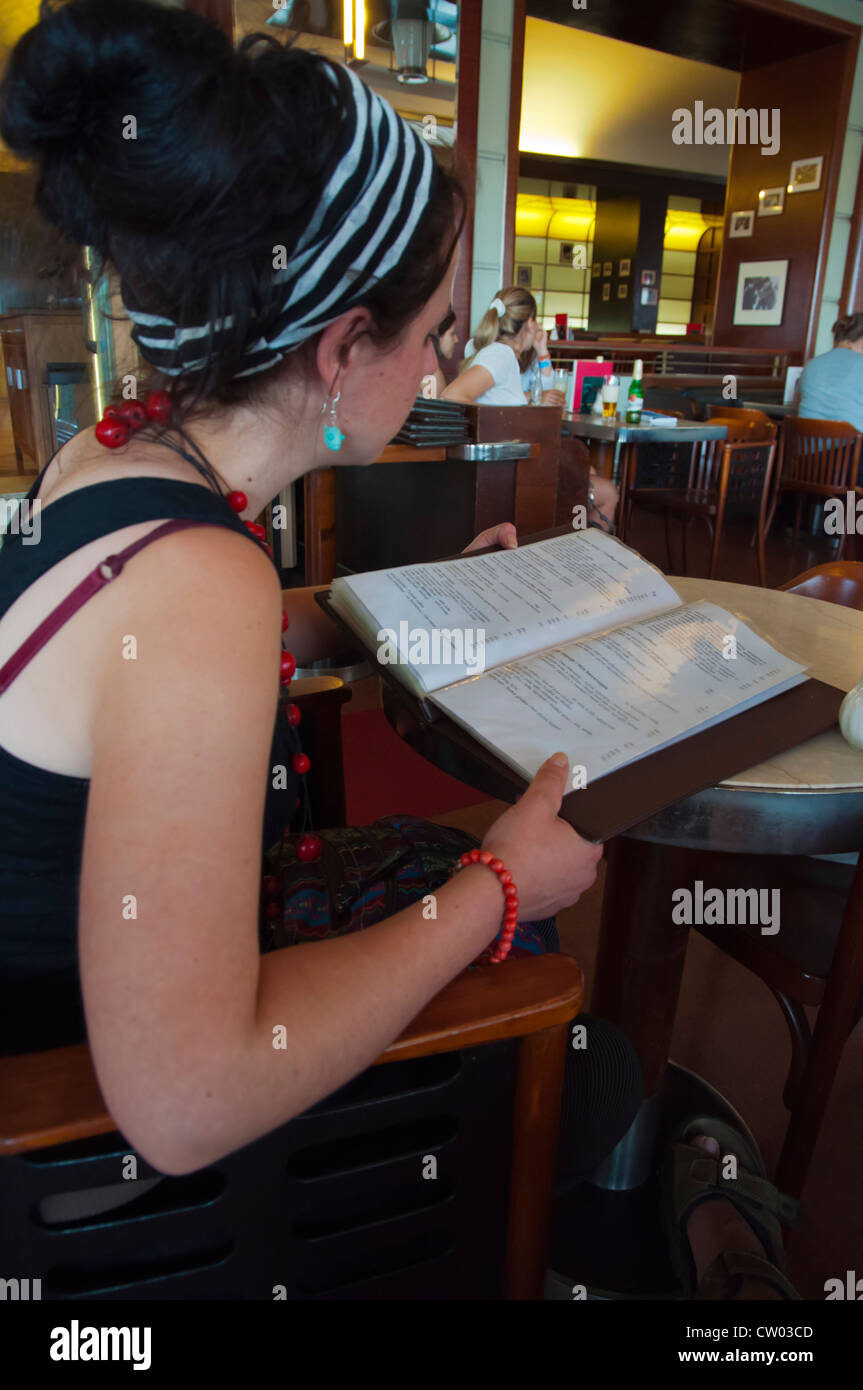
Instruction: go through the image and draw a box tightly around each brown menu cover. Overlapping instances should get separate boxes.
[315,569,843,844]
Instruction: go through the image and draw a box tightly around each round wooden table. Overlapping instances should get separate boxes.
[383,574,863,1293]
[383,575,863,1165]
[587,576,863,1201]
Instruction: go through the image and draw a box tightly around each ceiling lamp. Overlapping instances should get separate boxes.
[373,2,450,84]
[344,0,366,61]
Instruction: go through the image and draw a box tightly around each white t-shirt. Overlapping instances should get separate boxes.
[465,342,527,406]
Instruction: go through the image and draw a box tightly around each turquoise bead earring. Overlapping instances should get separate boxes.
[322,389,345,452]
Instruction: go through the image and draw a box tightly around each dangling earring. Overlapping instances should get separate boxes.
[322,389,345,452]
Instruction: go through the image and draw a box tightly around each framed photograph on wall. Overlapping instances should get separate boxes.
[619,258,631,278]
[733,259,789,326]
[618,283,628,298]
[641,287,658,306]
[592,262,601,279]
[758,187,785,217]
[516,265,532,288]
[788,156,823,194]
[729,210,754,238]
[601,283,611,301]
[559,242,574,265]
[602,261,612,277]
[641,270,656,286]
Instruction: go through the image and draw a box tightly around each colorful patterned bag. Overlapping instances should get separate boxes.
[261,815,558,957]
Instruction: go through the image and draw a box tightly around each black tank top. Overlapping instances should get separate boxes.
[0,471,300,1056]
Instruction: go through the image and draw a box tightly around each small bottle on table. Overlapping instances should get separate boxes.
[625,358,644,424]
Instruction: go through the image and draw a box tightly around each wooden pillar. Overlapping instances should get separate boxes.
[183,0,233,40]
[304,467,336,585]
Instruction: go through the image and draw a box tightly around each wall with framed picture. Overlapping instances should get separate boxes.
[732,260,789,326]
[712,38,853,353]
[512,182,596,329]
[588,190,641,333]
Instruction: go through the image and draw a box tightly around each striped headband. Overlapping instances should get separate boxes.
[123,60,435,380]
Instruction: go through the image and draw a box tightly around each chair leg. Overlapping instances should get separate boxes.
[763,486,782,545]
[775,858,863,1199]
[618,444,635,544]
[503,1021,568,1299]
[756,516,768,587]
[681,515,689,576]
[663,507,676,572]
[792,493,803,547]
[770,989,812,1109]
[709,512,724,581]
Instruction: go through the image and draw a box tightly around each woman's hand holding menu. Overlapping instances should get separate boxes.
[480,752,603,919]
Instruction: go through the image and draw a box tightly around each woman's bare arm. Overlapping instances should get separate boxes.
[78,527,503,1174]
[278,584,348,664]
[440,364,494,404]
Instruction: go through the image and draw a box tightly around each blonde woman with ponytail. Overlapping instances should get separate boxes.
[441,287,564,407]
[443,287,618,529]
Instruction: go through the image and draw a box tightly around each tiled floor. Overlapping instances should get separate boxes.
[343,510,863,1299]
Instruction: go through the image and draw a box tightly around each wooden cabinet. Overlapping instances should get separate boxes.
[0,312,89,474]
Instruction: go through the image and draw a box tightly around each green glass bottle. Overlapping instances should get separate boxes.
[625,358,644,424]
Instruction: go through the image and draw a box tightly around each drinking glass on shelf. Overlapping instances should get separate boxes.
[602,377,620,419]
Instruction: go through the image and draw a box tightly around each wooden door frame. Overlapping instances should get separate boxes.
[450,0,482,372]
[501,0,526,289]
[185,0,233,38]
[502,0,861,358]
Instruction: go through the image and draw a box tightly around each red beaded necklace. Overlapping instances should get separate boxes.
[94,390,324,866]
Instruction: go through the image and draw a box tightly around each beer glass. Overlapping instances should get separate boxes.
[602,379,620,419]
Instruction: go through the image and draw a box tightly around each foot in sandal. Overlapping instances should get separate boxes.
[663,1116,802,1300]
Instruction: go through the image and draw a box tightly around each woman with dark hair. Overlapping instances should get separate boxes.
[0,0,613,1174]
[0,3,804,1304]
[798,312,863,438]
[429,306,458,396]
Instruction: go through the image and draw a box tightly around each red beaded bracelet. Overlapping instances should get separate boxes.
[456,848,519,963]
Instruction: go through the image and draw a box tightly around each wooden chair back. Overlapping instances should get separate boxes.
[687,419,776,496]
[707,416,777,444]
[0,955,582,1300]
[780,417,863,494]
[779,561,863,610]
[706,405,773,429]
[721,435,778,521]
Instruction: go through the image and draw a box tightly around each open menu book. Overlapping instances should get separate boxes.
[328,530,813,793]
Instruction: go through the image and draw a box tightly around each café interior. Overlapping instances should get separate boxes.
[1,0,863,1307]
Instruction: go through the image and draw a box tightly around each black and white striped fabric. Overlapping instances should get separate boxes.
[124,60,434,380]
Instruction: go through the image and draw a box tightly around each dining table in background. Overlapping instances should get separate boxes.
[740,400,798,419]
[561,414,728,545]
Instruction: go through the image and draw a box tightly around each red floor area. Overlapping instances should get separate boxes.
[342,707,485,823]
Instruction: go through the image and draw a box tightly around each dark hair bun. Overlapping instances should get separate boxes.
[0,0,234,246]
[833,312,863,345]
[0,0,464,416]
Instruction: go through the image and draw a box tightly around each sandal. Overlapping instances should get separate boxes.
[662,1115,802,1301]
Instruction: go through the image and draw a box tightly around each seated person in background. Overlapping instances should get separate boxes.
[798,312,863,434]
[442,286,560,407]
[430,307,459,398]
[443,286,618,527]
